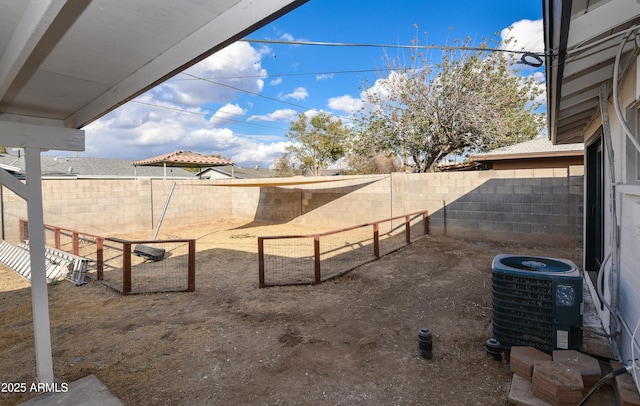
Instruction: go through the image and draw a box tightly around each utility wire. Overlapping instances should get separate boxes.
[172,68,388,81]
[180,71,323,114]
[134,39,543,134]
[240,38,545,56]
[131,100,290,132]
[132,69,354,134]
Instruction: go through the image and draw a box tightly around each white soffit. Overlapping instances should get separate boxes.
[549,0,640,144]
[0,0,308,132]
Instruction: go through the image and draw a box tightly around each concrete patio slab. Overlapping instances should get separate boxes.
[19,375,123,406]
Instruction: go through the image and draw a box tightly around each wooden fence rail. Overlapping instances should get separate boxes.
[258,210,428,288]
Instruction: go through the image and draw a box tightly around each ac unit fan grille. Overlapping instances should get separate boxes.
[492,272,555,352]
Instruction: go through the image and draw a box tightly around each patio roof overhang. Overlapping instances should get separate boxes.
[0,0,307,130]
[544,0,640,144]
[472,149,584,162]
[0,0,307,384]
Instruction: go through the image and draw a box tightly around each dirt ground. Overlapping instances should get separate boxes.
[0,218,583,406]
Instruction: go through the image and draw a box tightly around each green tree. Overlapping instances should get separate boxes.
[285,112,349,176]
[354,32,545,172]
[273,152,298,177]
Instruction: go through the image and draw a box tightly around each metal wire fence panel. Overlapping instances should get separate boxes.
[27,221,100,259]
[376,225,410,257]
[19,219,196,294]
[318,227,376,280]
[92,239,125,291]
[128,241,192,294]
[377,214,427,257]
[261,237,316,286]
[101,238,195,294]
[76,235,101,260]
[258,211,429,287]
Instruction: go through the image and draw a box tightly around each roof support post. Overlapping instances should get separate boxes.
[24,146,54,384]
[0,121,83,384]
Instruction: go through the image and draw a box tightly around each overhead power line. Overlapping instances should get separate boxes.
[240,38,544,56]
[132,38,546,137]
[180,71,323,114]
[241,38,547,67]
[172,68,385,81]
[131,100,290,132]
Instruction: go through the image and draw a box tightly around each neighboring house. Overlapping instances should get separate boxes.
[197,165,275,180]
[0,154,195,179]
[470,137,584,170]
[544,0,640,392]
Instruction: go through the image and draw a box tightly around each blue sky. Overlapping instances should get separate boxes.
[63,0,545,168]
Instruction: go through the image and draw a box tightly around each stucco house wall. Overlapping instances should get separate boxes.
[580,61,640,365]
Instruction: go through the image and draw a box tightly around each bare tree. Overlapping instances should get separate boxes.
[347,152,403,174]
[354,32,545,172]
[273,152,298,177]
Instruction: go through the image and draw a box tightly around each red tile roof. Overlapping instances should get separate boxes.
[133,150,232,167]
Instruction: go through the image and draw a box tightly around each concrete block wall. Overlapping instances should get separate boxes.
[0,169,583,248]
[569,165,585,248]
[396,168,584,247]
[293,175,391,227]
[1,179,154,240]
[0,178,233,242]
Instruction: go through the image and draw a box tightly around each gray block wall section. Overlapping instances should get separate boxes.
[0,167,584,248]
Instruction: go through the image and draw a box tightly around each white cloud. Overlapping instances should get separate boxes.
[303,110,320,120]
[106,103,151,129]
[83,95,244,161]
[279,32,307,46]
[210,104,246,127]
[533,71,545,82]
[270,77,283,86]
[84,100,289,167]
[77,40,295,167]
[280,33,295,42]
[187,127,241,150]
[530,72,547,106]
[159,42,267,105]
[501,19,544,53]
[328,95,363,114]
[248,109,297,122]
[231,141,292,167]
[355,72,404,113]
[282,87,308,101]
[316,73,334,81]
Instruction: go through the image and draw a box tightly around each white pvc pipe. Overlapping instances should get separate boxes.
[613,30,640,155]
